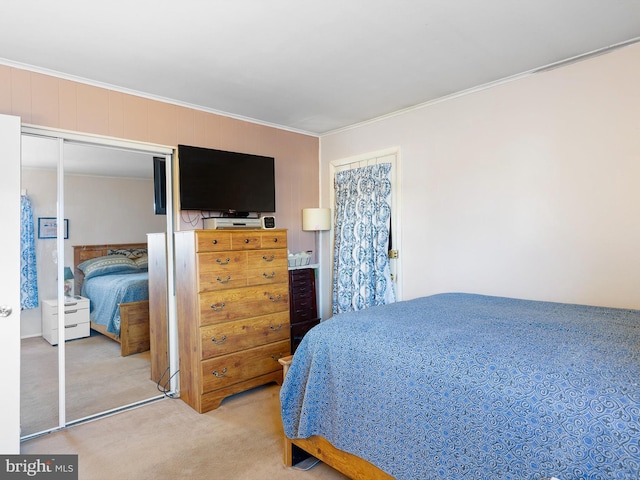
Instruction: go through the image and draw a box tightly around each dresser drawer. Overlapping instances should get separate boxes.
[291,302,318,323]
[289,268,316,294]
[195,231,232,252]
[197,251,247,291]
[246,248,288,286]
[290,283,316,297]
[289,267,314,282]
[200,311,289,359]
[291,318,320,353]
[200,340,290,393]
[291,289,315,303]
[260,230,287,248]
[246,264,289,286]
[198,283,289,325]
[231,232,262,250]
[247,248,288,267]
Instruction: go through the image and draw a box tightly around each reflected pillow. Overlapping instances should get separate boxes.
[107,247,147,259]
[78,255,140,280]
[134,255,148,271]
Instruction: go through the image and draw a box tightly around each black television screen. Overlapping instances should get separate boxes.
[178,144,276,215]
[153,157,166,215]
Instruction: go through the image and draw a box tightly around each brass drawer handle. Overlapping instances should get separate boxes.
[212,368,227,378]
[269,323,283,331]
[262,272,276,279]
[268,294,282,302]
[216,275,231,284]
[216,257,231,265]
[210,302,225,311]
[211,335,227,345]
[262,255,275,262]
[270,353,284,362]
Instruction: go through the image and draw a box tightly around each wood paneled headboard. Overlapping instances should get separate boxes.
[72,242,147,295]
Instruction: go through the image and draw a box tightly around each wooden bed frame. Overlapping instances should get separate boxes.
[73,242,151,357]
[279,357,393,479]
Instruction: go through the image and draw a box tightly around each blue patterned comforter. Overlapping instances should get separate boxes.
[280,293,640,479]
[81,272,149,337]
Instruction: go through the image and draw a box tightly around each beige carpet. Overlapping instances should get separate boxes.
[21,331,161,436]
[21,384,348,480]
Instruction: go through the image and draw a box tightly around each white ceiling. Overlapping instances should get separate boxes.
[2,1,640,135]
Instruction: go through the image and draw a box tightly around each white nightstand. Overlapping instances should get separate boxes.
[42,295,90,345]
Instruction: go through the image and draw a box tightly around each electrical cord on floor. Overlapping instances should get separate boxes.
[156,366,179,398]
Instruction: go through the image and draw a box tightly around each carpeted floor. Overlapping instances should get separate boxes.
[21,331,161,437]
[21,384,348,480]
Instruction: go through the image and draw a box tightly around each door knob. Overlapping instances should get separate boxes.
[0,305,13,317]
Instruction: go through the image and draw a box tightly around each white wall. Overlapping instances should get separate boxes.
[20,168,166,337]
[320,43,640,310]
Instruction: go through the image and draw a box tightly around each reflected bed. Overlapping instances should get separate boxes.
[73,243,151,356]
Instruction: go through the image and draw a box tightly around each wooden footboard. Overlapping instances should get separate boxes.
[119,300,150,356]
[285,436,393,480]
[90,300,150,357]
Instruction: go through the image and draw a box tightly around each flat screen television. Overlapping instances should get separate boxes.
[178,144,276,216]
[153,157,166,215]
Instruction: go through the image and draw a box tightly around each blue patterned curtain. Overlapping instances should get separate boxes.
[21,194,39,309]
[332,163,395,315]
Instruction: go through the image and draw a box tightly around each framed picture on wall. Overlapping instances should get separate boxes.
[38,217,69,239]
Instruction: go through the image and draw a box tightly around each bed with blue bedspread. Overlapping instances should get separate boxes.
[280,293,640,479]
[81,271,149,336]
[74,243,151,356]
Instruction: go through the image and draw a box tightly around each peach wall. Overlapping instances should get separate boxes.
[321,43,640,310]
[0,65,320,254]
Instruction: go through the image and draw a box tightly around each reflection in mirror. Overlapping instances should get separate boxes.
[20,135,59,436]
[20,136,167,438]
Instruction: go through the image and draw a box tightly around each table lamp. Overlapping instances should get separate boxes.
[63,266,74,298]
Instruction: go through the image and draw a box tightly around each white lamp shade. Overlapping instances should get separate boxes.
[302,208,331,231]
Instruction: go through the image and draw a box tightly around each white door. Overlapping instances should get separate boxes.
[0,114,22,453]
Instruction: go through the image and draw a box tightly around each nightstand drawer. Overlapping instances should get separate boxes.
[44,305,88,326]
[48,322,91,346]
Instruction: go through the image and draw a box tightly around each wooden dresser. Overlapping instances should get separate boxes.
[174,228,291,413]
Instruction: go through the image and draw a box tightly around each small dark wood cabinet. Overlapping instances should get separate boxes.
[288,268,320,353]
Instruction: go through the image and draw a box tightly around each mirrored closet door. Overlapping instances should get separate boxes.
[20,131,175,439]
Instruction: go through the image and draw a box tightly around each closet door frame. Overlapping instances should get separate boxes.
[20,124,178,440]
